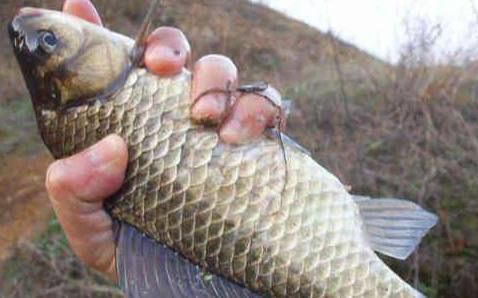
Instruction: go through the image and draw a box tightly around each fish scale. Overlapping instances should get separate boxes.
[34,67,417,297]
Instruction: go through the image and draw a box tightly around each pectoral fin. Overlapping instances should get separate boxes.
[114,222,260,298]
[354,196,438,260]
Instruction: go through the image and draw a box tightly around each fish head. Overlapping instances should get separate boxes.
[8,7,133,111]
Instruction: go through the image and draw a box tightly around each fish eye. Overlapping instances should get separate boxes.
[38,31,57,54]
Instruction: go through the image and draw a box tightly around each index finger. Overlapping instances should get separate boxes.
[145,27,191,76]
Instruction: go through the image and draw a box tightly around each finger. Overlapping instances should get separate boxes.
[219,89,280,144]
[63,0,103,26]
[45,135,128,280]
[47,135,127,204]
[145,27,191,76]
[191,55,238,124]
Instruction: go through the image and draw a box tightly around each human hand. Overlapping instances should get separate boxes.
[46,0,282,281]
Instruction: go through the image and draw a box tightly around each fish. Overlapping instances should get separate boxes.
[8,5,438,298]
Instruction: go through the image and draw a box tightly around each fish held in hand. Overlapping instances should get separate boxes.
[9,6,437,298]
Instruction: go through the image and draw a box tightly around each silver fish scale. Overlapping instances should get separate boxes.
[36,69,419,298]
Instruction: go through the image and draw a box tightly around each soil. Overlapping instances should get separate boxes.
[0,154,52,264]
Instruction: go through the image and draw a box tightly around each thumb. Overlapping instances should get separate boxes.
[45,134,127,280]
[46,134,127,206]
[62,0,103,26]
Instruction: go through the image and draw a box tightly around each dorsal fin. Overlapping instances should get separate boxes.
[130,0,160,66]
[354,196,438,260]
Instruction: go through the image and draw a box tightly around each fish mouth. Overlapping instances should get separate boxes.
[8,16,59,110]
[8,10,44,59]
[8,22,27,53]
[8,11,36,65]
[8,9,37,54]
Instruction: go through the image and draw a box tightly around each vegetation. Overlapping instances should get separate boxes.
[0,0,477,297]
[1,217,121,297]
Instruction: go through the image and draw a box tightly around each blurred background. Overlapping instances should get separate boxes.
[0,0,477,297]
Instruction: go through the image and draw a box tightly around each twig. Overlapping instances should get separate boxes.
[327,31,351,122]
[0,148,8,167]
[22,241,63,279]
[39,282,123,297]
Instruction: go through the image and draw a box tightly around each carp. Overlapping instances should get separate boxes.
[9,4,437,298]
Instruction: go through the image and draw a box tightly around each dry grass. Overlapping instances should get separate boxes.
[0,155,52,262]
[286,39,478,297]
[1,218,122,298]
[0,0,477,297]
[0,0,375,102]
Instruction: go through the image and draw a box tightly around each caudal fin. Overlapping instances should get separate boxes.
[354,196,438,260]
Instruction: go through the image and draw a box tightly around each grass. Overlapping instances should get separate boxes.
[0,99,43,157]
[0,0,478,297]
[285,62,478,297]
[0,216,121,298]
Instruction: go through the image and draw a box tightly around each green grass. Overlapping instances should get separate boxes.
[0,99,43,156]
[0,216,121,298]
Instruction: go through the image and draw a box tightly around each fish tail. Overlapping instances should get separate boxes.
[353,196,437,260]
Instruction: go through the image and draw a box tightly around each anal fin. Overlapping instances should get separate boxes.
[354,196,438,260]
[115,222,260,298]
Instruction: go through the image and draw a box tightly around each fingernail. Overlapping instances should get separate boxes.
[220,119,246,144]
[191,94,226,121]
[46,160,67,191]
[85,135,123,168]
[145,44,185,76]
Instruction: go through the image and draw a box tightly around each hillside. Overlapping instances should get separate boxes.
[0,0,381,102]
[0,0,383,155]
[1,1,477,297]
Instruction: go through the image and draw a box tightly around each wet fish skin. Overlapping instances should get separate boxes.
[35,68,419,297]
[9,7,433,298]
